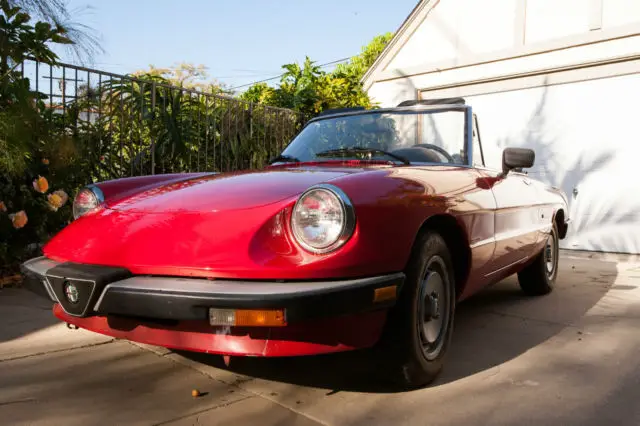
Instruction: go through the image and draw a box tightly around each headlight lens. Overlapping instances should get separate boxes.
[73,186,104,219]
[291,185,355,253]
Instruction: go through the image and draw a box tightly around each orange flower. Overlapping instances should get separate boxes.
[42,158,50,165]
[47,193,64,211]
[33,176,49,193]
[9,210,27,229]
[53,189,69,205]
[0,201,6,212]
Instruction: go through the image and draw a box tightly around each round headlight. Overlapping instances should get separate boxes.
[73,186,104,219]
[291,185,355,254]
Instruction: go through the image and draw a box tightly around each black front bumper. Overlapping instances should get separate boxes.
[21,257,405,323]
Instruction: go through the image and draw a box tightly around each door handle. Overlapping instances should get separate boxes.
[523,178,531,185]
[572,187,578,198]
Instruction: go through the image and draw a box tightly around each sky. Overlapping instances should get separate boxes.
[55,0,418,91]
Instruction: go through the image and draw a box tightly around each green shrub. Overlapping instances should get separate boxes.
[0,0,74,272]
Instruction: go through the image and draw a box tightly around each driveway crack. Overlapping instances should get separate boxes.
[0,339,115,363]
[0,398,38,407]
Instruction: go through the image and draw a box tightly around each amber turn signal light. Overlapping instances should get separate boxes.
[373,285,397,303]
[209,308,286,327]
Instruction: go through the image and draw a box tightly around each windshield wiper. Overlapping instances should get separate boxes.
[315,147,410,165]
[269,154,301,164]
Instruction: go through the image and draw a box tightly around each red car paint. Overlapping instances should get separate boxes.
[53,303,387,356]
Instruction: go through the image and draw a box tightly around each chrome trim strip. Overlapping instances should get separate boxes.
[469,223,553,249]
[43,277,57,301]
[94,272,405,310]
[21,256,61,303]
[494,224,553,242]
[469,237,495,249]
[485,257,530,277]
[22,256,60,276]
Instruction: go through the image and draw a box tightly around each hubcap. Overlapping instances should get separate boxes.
[545,235,556,277]
[417,256,450,360]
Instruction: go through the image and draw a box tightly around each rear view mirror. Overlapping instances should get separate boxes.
[502,147,535,175]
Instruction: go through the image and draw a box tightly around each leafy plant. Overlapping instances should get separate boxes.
[0,0,72,174]
[0,1,77,273]
[7,0,103,63]
[239,32,394,116]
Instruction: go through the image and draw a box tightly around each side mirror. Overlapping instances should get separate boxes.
[502,147,535,176]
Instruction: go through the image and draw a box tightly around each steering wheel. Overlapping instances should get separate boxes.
[414,144,455,163]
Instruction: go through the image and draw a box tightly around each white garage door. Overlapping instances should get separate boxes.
[424,68,640,254]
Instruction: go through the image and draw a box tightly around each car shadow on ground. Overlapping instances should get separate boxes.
[0,287,57,344]
[180,258,617,393]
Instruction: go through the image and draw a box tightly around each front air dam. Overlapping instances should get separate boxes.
[53,304,388,356]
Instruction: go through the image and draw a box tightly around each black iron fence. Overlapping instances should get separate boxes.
[20,59,307,179]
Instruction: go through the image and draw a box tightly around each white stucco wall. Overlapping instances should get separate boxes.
[388,0,520,70]
[603,0,640,28]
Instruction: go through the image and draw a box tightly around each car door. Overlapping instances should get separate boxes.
[471,115,540,275]
[484,170,540,273]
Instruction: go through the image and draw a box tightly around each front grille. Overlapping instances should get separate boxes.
[47,275,96,316]
[45,262,131,317]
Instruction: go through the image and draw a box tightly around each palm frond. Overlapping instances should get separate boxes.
[7,0,104,64]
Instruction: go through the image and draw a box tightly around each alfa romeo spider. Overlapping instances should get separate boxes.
[22,98,570,388]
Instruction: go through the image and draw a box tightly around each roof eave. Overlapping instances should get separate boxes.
[361,0,438,91]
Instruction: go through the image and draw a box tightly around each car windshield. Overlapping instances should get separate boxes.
[280,109,468,165]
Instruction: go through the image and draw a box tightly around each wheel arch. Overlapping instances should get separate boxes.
[409,214,472,299]
[554,208,568,239]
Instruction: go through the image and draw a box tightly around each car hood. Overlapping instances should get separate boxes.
[107,167,358,213]
[43,164,403,279]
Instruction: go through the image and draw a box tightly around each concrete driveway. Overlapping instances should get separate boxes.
[2,250,640,426]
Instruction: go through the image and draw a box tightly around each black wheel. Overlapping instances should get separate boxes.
[517,223,559,296]
[377,231,456,389]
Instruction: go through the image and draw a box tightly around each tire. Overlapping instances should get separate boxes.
[377,231,456,389]
[517,223,559,296]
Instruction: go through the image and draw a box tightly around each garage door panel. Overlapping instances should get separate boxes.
[458,73,640,254]
[564,180,640,254]
[566,218,640,254]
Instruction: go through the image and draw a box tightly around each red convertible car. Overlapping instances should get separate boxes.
[22,98,569,388]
